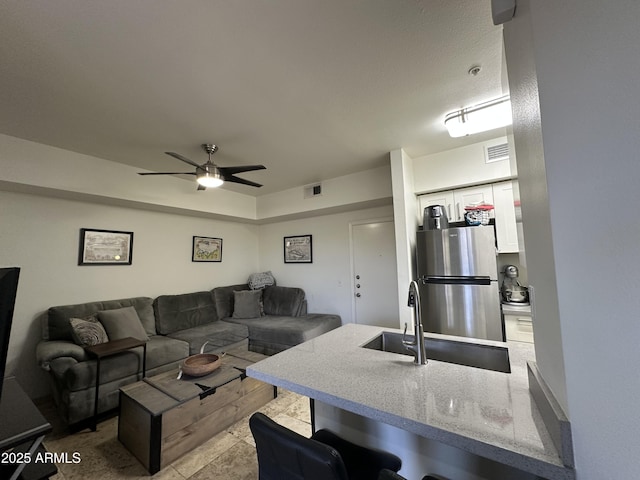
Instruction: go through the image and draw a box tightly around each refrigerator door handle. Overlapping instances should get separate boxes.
[421,275,492,285]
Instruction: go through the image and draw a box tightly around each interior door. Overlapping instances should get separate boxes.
[351,220,399,328]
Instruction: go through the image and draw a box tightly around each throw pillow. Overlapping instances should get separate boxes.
[69,315,110,347]
[232,290,263,319]
[247,271,276,290]
[98,306,149,341]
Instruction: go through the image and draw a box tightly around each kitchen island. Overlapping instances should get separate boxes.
[247,324,574,480]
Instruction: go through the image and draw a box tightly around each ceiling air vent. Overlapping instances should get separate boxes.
[304,183,322,199]
[485,142,509,163]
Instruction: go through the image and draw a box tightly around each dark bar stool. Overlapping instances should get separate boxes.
[249,412,401,480]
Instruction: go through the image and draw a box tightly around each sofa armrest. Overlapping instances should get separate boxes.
[36,340,87,371]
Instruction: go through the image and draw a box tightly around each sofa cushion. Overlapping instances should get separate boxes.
[69,316,109,347]
[233,290,263,319]
[225,314,342,354]
[262,286,306,316]
[47,297,156,341]
[145,335,190,370]
[212,284,249,319]
[154,291,219,335]
[98,306,149,341]
[167,321,249,355]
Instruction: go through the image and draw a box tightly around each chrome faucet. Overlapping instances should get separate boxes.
[402,280,427,365]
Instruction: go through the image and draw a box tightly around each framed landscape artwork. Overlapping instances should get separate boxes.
[78,228,133,265]
[192,236,223,262]
[284,235,312,263]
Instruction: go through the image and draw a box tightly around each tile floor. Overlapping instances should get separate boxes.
[39,389,311,479]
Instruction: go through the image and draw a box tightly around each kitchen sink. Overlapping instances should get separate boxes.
[361,331,511,373]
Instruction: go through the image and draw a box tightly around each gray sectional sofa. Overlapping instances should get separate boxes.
[36,284,341,428]
[213,284,341,355]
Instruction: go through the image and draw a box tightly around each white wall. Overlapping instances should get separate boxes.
[0,135,400,401]
[0,134,258,220]
[412,137,512,194]
[0,190,259,398]
[257,205,395,323]
[257,165,392,219]
[390,149,417,328]
[502,1,567,410]
[504,0,640,477]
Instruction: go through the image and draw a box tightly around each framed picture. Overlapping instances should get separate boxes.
[192,236,223,262]
[284,235,313,263]
[78,228,133,265]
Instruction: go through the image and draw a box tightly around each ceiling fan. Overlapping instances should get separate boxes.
[138,143,266,190]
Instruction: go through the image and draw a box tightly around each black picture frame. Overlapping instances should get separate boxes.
[78,228,133,265]
[192,236,223,262]
[284,235,313,263]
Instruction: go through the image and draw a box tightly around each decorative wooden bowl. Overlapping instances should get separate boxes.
[180,353,222,377]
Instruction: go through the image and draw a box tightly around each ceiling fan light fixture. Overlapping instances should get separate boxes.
[141,143,265,189]
[196,168,224,188]
[444,95,512,138]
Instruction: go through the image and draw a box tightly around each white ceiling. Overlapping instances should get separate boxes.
[0,1,507,196]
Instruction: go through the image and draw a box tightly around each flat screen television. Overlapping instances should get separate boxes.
[0,267,20,403]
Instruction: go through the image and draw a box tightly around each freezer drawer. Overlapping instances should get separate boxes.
[418,282,504,341]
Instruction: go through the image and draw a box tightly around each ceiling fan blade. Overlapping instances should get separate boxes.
[197,184,206,191]
[138,172,196,175]
[165,151,201,168]
[218,165,266,175]
[222,175,263,188]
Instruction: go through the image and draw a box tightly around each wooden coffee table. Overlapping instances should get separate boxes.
[117,347,275,474]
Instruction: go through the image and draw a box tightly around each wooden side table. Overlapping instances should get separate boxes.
[85,337,147,432]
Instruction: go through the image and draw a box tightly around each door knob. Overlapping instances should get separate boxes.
[356,293,361,297]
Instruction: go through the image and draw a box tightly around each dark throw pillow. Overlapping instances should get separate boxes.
[232,290,263,319]
[98,306,149,341]
[69,315,110,347]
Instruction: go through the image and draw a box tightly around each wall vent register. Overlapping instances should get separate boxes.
[485,142,509,163]
[304,183,322,198]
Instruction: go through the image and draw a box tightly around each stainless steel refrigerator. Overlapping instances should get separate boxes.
[416,225,503,341]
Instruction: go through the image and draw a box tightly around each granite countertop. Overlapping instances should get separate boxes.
[247,324,574,480]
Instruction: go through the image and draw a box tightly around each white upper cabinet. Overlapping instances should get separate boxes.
[452,185,494,223]
[417,191,455,223]
[418,181,520,253]
[418,185,494,223]
[492,180,519,253]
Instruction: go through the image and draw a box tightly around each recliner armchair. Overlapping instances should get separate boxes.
[249,412,402,480]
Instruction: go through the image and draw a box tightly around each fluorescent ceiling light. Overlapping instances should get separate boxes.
[196,168,224,188]
[444,95,512,138]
